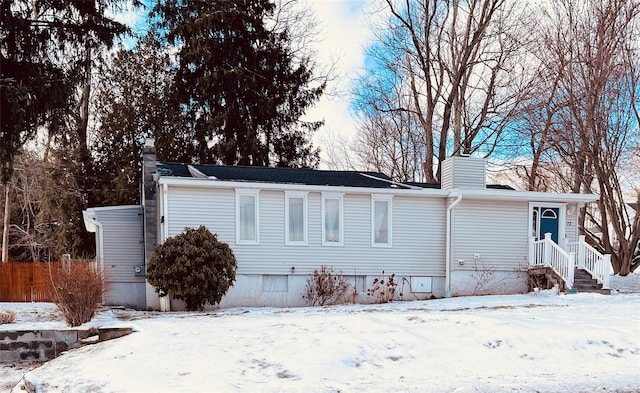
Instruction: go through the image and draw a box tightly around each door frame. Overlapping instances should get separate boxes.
[529,202,567,246]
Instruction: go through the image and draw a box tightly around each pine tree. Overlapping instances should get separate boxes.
[92,31,183,206]
[0,0,135,183]
[153,0,324,167]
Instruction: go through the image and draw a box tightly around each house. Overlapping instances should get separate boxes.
[83,141,610,310]
[82,205,145,308]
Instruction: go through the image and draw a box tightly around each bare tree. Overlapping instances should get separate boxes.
[317,131,360,171]
[526,0,640,274]
[0,151,85,262]
[351,77,427,182]
[354,0,529,182]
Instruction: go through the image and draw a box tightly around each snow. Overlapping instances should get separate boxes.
[1,273,640,393]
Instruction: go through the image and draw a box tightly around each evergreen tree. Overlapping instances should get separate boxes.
[0,0,135,183]
[152,0,324,168]
[92,31,183,206]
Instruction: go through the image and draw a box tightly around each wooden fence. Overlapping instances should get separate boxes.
[0,261,63,302]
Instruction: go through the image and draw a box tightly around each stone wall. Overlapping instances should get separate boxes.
[0,327,132,363]
[0,330,81,362]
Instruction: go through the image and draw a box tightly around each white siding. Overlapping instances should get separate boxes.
[441,156,486,190]
[165,186,235,243]
[164,186,447,277]
[565,203,579,243]
[95,206,144,283]
[452,199,529,271]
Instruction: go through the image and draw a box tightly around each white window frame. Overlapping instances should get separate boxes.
[285,191,308,246]
[528,202,566,243]
[371,194,393,247]
[235,189,260,245]
[322,192,344,246]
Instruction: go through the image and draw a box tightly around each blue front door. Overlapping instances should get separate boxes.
[534,207,560,243]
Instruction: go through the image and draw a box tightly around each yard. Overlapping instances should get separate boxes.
[2,273,640,393]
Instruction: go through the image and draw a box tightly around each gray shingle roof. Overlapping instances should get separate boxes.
[156,163,515,190]
[157,163,411,189]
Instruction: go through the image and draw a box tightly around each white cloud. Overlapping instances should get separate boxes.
[301,0,376,166]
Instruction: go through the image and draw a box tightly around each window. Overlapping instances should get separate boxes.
[285,191,308,245]
[322,193,344,246]
[372,195,392,247]
[236,189,259,244]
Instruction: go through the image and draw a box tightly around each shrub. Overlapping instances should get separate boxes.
[302,265,351,306]
[367,272,397,303]
[0,310,17,324]
[48,261,105,327]
[147,226,237,311]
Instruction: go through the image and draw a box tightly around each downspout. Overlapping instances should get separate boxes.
[162,183,169,242]
[82,211,104,270]
[445,189,462,297]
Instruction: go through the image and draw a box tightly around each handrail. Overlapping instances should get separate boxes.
[566,235,611,289]
[530,233,575,289]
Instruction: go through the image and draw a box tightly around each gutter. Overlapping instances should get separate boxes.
[82,210,104,271]
[445,189,462,297]
[157,175,449,197]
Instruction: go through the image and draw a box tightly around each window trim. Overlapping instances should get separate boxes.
[322,192,344,246]
[371,194,393,247]
[285,191,308,246]
[235,189,260,245]
[541,208,558,219]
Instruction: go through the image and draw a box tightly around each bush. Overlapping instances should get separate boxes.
[147,226,237,311]
[48,261,105,327]
[0,310,17,324]
[302,265,352,306]
[367,273,397,303]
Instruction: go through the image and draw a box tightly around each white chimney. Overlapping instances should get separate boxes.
[441,156,486,190]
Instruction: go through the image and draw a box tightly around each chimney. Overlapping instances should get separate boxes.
[441,155,486,190]
[142,138,158,273]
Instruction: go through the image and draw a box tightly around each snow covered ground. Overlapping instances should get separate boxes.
[2,273,640,393]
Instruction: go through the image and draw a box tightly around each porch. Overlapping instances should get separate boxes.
[528,234,612,294]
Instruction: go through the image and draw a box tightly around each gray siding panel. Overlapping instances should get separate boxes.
[452,199,529,271]
[95,206,144,283]
[166,187,236,243]
[165,186,447,277]
[442,157,486,190]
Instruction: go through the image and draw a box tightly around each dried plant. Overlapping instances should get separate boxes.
[302,266,351,306]
[367,272,397,303]
[48,261,105,327]
[0,310,17,324]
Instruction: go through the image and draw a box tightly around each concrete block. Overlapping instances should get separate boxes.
[98,327,133,342]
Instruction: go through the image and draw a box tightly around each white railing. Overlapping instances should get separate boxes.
[529,233,575,288]
[566,235,611,289]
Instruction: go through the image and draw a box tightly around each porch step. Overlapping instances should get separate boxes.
[527,267,610,295]
[571,269,610,295]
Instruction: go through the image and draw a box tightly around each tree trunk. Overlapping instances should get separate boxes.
[2,183,10,263]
